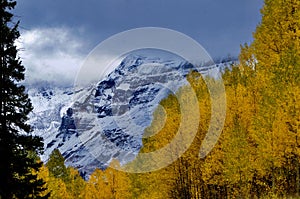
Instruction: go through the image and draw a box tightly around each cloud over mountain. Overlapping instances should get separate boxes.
[17,27,87,86]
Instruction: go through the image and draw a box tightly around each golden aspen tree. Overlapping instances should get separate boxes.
[252,0,300,71]
[38,166,71,199]
[84,168,111,199]
[66,168,86,199]
[105,160,132,199]
[237,0,300,196]
[83,160,132,199]
[128,93,181,199]
[36,166,51,198]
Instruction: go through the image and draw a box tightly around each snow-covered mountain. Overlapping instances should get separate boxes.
[28,50,235,176]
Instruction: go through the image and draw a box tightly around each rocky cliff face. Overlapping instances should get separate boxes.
[58,108,77,141]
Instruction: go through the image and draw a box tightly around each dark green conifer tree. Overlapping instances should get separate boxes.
[0,0,48,198]
[46,149,69,182]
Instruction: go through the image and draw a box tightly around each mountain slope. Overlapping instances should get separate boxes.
[29,50,234,176]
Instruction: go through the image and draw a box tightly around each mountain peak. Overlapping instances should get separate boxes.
[29,50,235,176]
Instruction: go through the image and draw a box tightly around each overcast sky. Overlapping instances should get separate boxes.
[14,0,264,86]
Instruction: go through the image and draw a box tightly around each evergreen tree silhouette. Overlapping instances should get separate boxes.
[0,0,48,198]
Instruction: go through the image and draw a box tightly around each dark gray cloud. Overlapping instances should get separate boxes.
[15,0,263,59]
